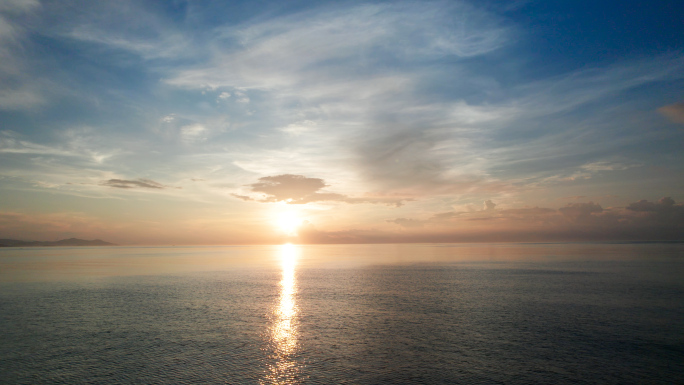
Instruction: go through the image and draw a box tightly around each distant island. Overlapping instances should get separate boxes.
[0,238,116,247]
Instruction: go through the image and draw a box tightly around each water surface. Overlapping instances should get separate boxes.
[1,243,683,384]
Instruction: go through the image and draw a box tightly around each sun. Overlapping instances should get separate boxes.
[277,212,302,236]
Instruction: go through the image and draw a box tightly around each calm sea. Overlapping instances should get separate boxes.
[1,243,683,384]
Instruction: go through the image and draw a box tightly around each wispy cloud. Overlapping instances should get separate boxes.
[1,131,76,157]
[0,0,40,13]
[100,178,179,190]
[0,1,45,110]
[168,2,508,90]
[0,130,118,163]
[55,0,193,61]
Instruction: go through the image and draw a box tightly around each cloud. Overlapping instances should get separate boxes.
[558,202,603,220]
[387,210,466,228]
[562,195,588,201]
[153,112,229,145]
[621,198,684,236]
[355,130,448,189]
[1,131,76,156]
[233,91,249,104]
[385,197,684,241]
[580,161,633,172]
[658,102,684,124]
[0,1,45,110]
[0,0,39,13]
[499,207,556,216]
[167,2,508,90]
[388,201,558,229]
[235,174,408,206]
[474,56,684,187]
[230,193,254,201]
[386,218,426,228]
[100,178,178,190]
[249,174,325,201]
[58,1,192,61]
[432,211,463,220]
[627,197,671,212]
[626,197,681,214]
[180,123,207,143]
[0,129,117,164]
[281,120,317,135]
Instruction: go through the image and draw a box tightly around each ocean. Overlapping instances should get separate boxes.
[1,243,683,384]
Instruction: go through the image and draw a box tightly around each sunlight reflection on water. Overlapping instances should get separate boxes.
[262,244,301,384]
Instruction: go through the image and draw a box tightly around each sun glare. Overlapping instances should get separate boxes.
[277,212,302,236]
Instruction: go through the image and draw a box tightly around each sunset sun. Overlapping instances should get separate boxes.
[276,212,302,236]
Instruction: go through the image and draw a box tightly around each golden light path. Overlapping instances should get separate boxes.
[262,243,301,384]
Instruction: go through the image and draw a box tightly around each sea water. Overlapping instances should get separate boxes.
[1,243,683,384]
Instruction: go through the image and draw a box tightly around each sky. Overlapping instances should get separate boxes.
[0,0,683,245]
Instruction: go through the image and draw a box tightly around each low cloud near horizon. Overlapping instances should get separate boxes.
[377,197,684,243]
